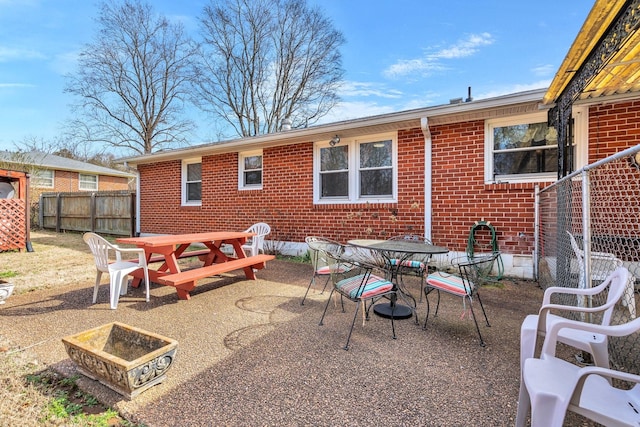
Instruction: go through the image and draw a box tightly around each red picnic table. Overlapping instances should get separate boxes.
[116,231,274,300]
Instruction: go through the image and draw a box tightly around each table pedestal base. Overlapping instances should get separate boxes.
[373,302,413,320]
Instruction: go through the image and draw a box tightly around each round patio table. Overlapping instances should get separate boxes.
[347,239,449,319]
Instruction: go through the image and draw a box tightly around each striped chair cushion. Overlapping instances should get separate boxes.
[336,274,393,299]
[316,263,350,275]
[389,259,425,269]
[426,272,473,296]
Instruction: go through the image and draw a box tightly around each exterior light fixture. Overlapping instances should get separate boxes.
[329,135,340,146]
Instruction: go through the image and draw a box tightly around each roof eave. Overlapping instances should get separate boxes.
[543,1,627,104]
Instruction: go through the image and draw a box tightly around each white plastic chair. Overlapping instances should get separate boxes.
[516,267,630,427]
[241,222,271,257]
[83,232,150,309]
[568,231,636,318]
[520,279,640,426]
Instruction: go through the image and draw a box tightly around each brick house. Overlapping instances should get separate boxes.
[0,151,135,204]
[120,0,640,279]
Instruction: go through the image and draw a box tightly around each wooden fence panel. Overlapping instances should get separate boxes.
[39,191,136,236]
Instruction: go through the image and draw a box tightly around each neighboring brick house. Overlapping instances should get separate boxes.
[0,151,135,204]
[120,0,640,279]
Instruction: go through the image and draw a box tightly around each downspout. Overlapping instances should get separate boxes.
[421,117,432,242]
[125,162,141,236]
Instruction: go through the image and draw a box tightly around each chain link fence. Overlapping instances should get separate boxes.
[536,144,640,373]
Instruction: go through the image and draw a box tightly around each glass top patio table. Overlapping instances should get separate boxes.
[347,239,449,319]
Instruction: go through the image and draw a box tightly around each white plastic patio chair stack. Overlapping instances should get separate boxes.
[519,268,640,427]
[515,267,630,426]
[83,232,150,309]
[567,231,636,319]
[241,222,271,257]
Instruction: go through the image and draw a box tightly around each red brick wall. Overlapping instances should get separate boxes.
[139,139,428,245]
[429,120,544,255]
[136,99,640,257]
[137,124,538,255]
[588,100,640,161]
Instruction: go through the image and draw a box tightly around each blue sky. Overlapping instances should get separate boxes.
[0,0,594,152]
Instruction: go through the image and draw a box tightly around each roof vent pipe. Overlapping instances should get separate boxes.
[281,117,292,131]
[466,86,473,102]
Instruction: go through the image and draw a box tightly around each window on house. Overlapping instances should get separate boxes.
[486,112,573,182]
[79,174,98,191]
[32,169,54,188]
[239,151,263,189]
[315,133,396,203]
[182,159,202,205]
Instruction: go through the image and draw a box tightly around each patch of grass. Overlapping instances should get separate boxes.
[0,270,18,279]
[24,370,144,426]
[277,252,310,264]
[1,338,144,427]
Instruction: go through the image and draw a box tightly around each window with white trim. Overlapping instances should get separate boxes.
[32,169,54,188]
[314,133,397,204]
[485,111,579,183]
[182,158,202,205]
[238,150,263,190]
[79,174,98,191]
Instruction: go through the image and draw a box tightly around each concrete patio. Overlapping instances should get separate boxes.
[0,259,595,426]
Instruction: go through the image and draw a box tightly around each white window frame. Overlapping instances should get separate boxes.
[484,109,587,183]
[181,158,202,206]
[238,150,263,190]
[78,174,98,191]
[313,132,397,204]
[33,169,54,188]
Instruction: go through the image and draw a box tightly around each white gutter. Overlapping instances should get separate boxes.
[421,117,432,242]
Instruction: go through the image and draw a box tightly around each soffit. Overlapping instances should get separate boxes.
[544,0,640,104]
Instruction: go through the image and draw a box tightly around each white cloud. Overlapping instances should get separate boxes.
[317,100,398,124]
[430,33,494,59]
[50,50,79,75]
[476,80,552,99]
[0,83,34,88]
[339,81,403,99]
[383,33,494,79]
[532,64,555,77]
[0,46,45,62]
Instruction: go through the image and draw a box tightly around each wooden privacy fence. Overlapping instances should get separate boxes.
[39,191,136,236]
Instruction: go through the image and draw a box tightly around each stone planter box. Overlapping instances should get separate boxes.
[62,322,178,400]
[0,281,14,304]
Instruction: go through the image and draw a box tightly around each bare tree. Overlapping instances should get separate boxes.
[195,0,345,137]
[65,0,198,155]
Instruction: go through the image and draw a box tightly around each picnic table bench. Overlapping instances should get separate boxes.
[157,254,275,299]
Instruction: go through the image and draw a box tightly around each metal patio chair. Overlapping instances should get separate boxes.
[318,243,396,350]
[387,234,434,302]
[423,252,498,346]
[301,236,346,305]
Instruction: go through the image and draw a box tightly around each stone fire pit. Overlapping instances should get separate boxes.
[62,322,178,400]
[0,281,14,304]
